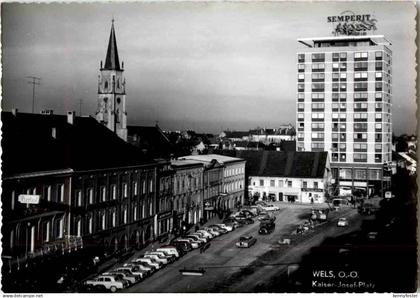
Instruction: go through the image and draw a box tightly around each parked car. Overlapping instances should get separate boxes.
[337,218,349,227]
[143,253,168,265]
[176,238,200,249]
[259,204,280,211]
[119,264,149,279]
[133,258,162,270]
[259,220,275,234]
[84,275,129,292]
[235,236,257,248]
[169,240,193,252]
[235,217,254,225]
[185,234,207,244]
[223,218,243,229]
[129,260,156,273]
[103,271,140,285]
[144,251,175,263]
[214,223,234,232]
[208,225,228,234]
[203,227,221,237]
[238,210,256,218]
[196,229,215,239]
[157,247,180,258]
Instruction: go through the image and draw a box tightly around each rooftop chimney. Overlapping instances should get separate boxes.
[67,111,75,125]
[11,108,18,116]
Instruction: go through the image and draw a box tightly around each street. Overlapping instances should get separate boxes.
[121,203,362,293]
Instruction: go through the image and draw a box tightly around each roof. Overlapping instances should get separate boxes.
[1,112,155,176]
[170,159,203,169]
[223,131,249,139]
[104,21,121,71]
[127,125,172,158]
[213,150,328,178]
[180,154,244,165]
[298,35,391,47]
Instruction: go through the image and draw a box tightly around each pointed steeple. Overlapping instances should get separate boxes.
[104,19,121,70]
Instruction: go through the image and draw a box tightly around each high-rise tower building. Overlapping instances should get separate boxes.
[296,34,392,195]
[96,20,128,141]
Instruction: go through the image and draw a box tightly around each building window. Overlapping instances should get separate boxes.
[88,217,93,234]
[287,181,292,187]
[123,183,128,198]
[123,208,128,224]
[302,181,307,188]
[111,185,116,200]
[270,180,275,187]
[314,182,318,189]
[88,188,94,204]
[76,219,81,237]
[76,190,82,206]
[259,180,264,186]
[278,180,283,188]
[46,186,51,202]
[101,186,106,202]
[142,180,146,194]
[45,221,50,242]
[149,201,153,216]
[57,184,64,203]
[57,217,64,238]
[101,213,106,230]
[112,211,116,227]
[149,179,153,193]
[134,205,138,221]
[133,182,138,196]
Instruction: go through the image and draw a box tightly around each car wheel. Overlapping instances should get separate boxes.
[110,286,117,293]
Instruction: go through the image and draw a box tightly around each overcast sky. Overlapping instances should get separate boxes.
[1,1,416,134]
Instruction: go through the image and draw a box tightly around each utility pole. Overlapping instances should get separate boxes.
[26,76,41,114]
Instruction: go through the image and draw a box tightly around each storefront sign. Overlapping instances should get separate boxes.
[18,194,40,204]
[327,11,377,36]
[158,211,172,219]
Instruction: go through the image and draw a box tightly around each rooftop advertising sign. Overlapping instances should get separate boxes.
[328,11,377,36]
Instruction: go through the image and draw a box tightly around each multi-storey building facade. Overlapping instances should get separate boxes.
[1,111,163,275]
[296,35,392,195]
[171,160,204,228]
[181,154,246,211]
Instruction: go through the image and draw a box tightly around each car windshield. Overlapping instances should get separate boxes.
[240,236,251,241]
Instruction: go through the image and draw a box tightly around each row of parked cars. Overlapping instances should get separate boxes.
[83,246,181,292]
[82,223,238,292]
[171,223,236,250]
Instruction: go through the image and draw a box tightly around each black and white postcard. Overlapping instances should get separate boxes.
[1,1,418,294]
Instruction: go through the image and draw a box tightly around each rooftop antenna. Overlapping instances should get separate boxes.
[26,76,41,114]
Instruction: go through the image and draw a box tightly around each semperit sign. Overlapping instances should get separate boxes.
[328,11,377,36]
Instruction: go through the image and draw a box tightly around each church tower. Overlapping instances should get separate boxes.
[96,20,127,141]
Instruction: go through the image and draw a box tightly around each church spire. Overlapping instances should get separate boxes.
[104,19,121,70]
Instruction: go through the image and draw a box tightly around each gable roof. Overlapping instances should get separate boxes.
[127,125,172,158]
[213,150,328,178]
[1,112,155,176]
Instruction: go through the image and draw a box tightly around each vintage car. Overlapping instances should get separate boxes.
[337,218,349,227]
[236,236,257,248]
[84,275,129,292]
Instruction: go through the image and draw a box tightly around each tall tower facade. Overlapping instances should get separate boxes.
[96,20,128,141]
[296,35,392,195]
